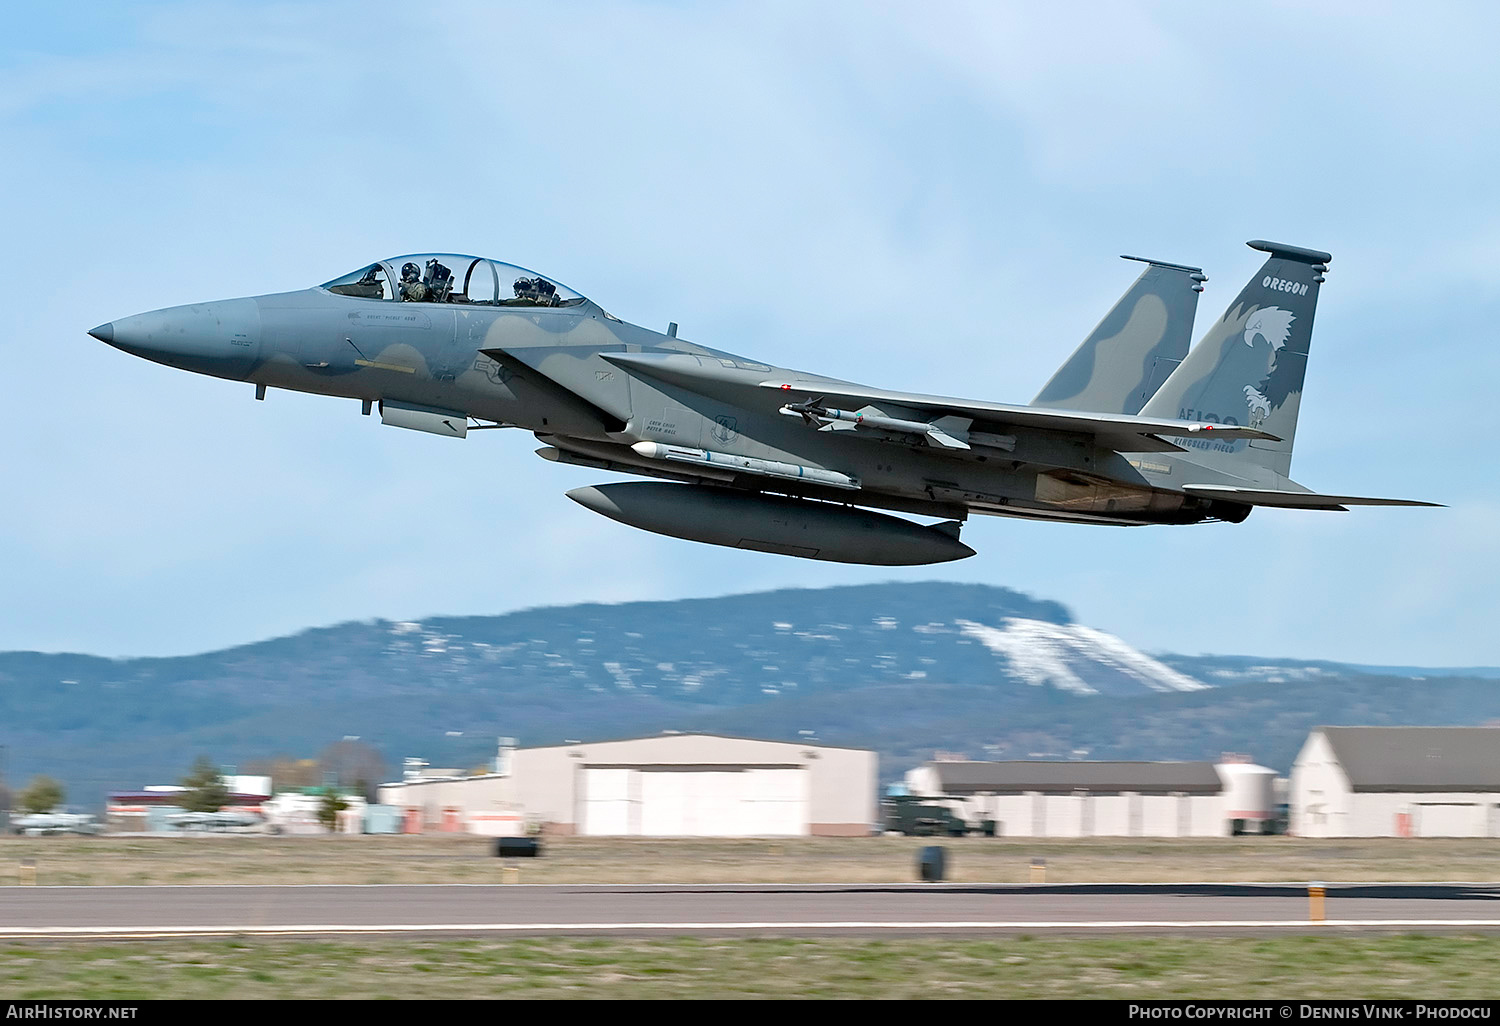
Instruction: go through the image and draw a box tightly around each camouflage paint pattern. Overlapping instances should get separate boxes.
[1031,256,1204,416]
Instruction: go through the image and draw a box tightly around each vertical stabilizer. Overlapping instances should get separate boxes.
[1139,240,1331,479]
[1031,255,1205,416]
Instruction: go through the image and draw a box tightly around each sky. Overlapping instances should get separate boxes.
[2,1,1498,666]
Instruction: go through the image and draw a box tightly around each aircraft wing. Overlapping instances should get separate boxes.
[1180,485,1442,511]
[600,351,1278,455]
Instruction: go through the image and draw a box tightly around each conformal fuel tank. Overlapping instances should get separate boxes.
[566,482,975,565]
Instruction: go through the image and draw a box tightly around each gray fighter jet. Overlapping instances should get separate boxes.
[89,241,1435,566]
[11,812,101,836]
[166,810,263,832]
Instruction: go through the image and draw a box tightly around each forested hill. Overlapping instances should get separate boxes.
[2,582,1496,808]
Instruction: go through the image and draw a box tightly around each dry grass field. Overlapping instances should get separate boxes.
[3,833,1499,886]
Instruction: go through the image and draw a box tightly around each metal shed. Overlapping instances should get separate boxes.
[1291,727,1500,837]
[379,733,876,837]
[905,760,1228,837]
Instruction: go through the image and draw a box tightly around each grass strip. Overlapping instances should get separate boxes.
[1,934,1496,999]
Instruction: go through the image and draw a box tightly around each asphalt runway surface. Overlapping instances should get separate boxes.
[3,883,1500,938]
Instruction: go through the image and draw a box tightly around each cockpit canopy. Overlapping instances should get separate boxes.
[320,254,585,308]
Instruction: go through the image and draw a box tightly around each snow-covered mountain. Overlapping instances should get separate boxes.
[323,584,1205,702]
[957,618,1207,695]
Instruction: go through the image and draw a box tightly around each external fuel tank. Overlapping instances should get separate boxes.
[566,482,974,566]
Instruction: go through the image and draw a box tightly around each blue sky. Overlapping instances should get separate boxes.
[3,1,1497,665]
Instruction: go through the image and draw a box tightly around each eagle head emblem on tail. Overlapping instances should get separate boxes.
[1243,307,1295,351]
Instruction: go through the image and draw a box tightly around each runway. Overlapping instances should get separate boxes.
[3,882,1500,938]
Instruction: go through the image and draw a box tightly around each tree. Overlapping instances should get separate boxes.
[317,740,386,802]
[178,757,230,813]
[316,790,350,832]
[18,776,65,815]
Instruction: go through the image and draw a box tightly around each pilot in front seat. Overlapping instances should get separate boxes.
[398,262,426,302]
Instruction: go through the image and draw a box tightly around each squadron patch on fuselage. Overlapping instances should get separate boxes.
[712,416,739,444]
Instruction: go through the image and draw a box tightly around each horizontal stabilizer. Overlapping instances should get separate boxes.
[1181,484,1441,511]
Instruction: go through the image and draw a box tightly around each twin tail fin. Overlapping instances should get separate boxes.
[1031,255,1205,417]
[1140,240,1331,478]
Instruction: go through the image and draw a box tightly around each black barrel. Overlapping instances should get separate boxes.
[918,845,945,882]
[495,837,542,858]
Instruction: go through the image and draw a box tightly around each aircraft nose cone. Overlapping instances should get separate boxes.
[98,299,262,381]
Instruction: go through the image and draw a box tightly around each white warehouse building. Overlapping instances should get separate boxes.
[1290,727,1500,838]
[904,760,1257,837]
[378,733,877,837]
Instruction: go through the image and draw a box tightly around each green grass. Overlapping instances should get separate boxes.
[2,935,1497,999]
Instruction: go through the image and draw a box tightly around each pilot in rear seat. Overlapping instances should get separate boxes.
[424,259,454,303]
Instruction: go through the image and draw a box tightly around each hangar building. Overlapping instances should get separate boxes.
[378,733,876,837]
[904,760,1253,837]
[1290,726,1500,837]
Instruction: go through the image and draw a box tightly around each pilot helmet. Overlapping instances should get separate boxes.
[401,262,421,282]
